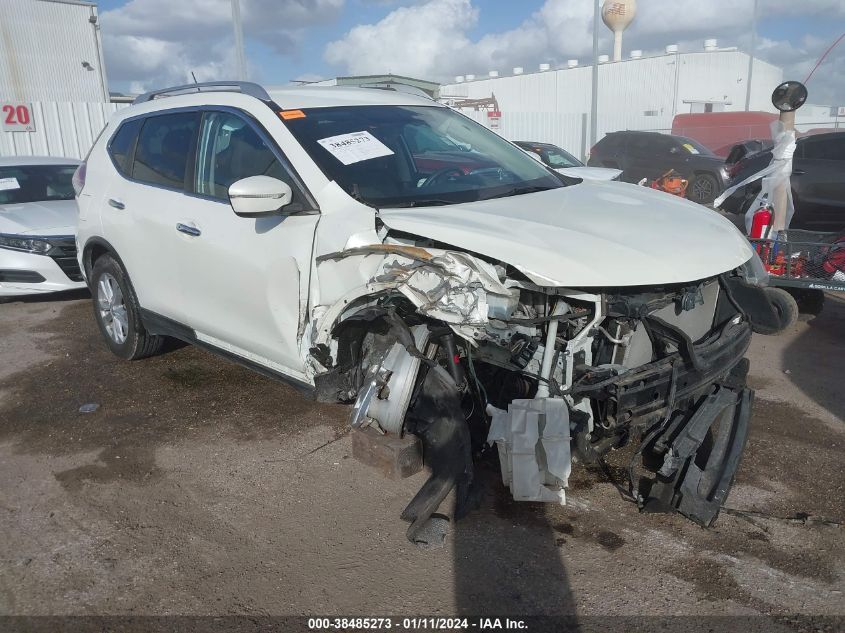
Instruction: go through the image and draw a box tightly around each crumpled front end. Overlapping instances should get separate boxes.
[306,236,770,540]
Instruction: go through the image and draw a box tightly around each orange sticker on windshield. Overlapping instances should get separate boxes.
[280,110,306,120]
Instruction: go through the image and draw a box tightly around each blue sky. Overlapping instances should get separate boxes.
[96,0,845,104]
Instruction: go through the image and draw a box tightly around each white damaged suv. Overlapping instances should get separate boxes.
[76,82,775,540]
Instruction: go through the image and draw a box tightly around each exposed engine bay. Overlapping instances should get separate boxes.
[308,235,775,542]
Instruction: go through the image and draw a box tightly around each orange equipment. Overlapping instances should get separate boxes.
[649,170,688,197]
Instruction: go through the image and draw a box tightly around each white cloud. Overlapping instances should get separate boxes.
[324,0,845,103]
[325,0,480,78]
[101,0,344,91]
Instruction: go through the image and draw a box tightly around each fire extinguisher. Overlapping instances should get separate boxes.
[750,202,774,239]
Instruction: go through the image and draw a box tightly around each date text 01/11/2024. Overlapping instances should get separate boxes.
[307,617,528,630]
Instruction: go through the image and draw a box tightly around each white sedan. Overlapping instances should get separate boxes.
[515,140,622,181]
[0,156,85,297]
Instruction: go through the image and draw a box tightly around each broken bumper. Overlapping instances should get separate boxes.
[643,384,753,526]
[595,318,752,425]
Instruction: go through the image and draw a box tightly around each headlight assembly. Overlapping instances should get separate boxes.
[737,251,769,287]
[0,234,53,254]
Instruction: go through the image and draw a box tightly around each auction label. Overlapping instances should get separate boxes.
[317,131,394,165]
[0,177,20,191]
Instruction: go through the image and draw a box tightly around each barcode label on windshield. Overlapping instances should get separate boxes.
[317,131,394,165]
[0,177,20,191]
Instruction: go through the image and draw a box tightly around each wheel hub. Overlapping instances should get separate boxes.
[97,273,128,344]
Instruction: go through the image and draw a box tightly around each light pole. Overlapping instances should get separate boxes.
[590,0,600,151]
[231,0,248,81]
[744,0,758,111]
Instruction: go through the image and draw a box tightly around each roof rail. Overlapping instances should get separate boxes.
[358,83,434,101]
[133,81,271,104]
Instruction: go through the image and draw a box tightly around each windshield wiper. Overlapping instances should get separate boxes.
[387,199,455,208]
[480,185,555,201]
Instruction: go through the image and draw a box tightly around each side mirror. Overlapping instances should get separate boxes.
[228,176,292,218]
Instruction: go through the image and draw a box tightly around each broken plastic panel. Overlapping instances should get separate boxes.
[487,398,571,504]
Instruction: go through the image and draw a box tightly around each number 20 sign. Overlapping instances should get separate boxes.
[2,103,36,133]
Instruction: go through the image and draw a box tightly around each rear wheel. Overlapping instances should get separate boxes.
[688,173,720,205]
[91,254,164,359]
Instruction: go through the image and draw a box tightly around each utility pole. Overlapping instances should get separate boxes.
[744,0,758,111]
[590,0,600,150]
[231,0,248,81]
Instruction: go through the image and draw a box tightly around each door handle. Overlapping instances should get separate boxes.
[108,198,125,210]
[792,169,806,176]
[176,223,201,237]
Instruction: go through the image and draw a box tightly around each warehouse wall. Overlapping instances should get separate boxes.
[0,0,109,102]
[440,50,785,151]
[0,101,127,159]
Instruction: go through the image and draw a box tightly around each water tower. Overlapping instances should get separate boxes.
[601,0,637,62]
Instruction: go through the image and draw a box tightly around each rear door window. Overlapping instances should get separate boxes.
[108,118,142,177]
[802,136,845,161]
[132,112,199,189]
[627,134,654,155]
[194,111,298,202]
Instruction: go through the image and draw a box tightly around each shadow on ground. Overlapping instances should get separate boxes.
[781,293,845,422]
[452,463,579,628]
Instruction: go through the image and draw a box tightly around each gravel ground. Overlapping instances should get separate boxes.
[0,290,842,626]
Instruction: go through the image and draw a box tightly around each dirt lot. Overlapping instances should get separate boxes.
[0,290,843,626]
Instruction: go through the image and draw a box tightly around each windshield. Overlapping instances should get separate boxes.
[283,105,563,207]
[0,164,77,204]
[678,137,715,156]
[541,145,583,168]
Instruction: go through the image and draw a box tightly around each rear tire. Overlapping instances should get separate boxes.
[688,173,720,205]
[752,287,799,335]
[90,254,164,360]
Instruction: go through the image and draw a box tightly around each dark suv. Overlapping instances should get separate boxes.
[721,131,845,231]
[588,131,729,204]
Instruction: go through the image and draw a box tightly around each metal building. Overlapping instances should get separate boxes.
[0,0,109,102]
[440,45,784,154]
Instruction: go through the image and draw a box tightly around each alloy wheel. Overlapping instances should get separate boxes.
[692,177,714,202]
[97,272,129,344]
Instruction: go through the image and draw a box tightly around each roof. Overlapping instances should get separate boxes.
[0,156,80,167]
[120,83,443,120]
[514,141,560,149]
[266,86,441,110]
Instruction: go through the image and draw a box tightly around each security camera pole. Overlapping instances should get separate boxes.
[770,81,807,233]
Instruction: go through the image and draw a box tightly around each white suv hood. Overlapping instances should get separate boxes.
[0,199,78,236]
[379,181,754,288]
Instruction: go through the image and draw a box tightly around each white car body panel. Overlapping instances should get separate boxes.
[378,181,754,288]
[0,199,78,236]
[555,166,622,181]
[0,246,85,296]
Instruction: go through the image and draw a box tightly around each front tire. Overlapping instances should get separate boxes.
[688,173,719,205]
[90,254,164,359]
